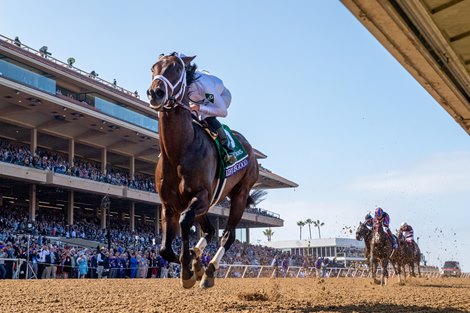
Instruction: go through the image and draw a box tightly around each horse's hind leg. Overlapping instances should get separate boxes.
[160,206,180,264]
[200,187,248,289]
[192,214,215,280]
[179,190,209,289]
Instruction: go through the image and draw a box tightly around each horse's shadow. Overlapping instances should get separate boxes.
[298,303,467,313]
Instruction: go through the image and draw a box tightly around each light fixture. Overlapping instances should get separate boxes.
[15,90,20,95]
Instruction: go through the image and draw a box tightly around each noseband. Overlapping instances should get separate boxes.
[151,56,190,111]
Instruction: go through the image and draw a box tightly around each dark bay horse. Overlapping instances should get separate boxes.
[396,234,421,278]
[147,54,259,289]
[356,222,373,271]
[370,223,393,286]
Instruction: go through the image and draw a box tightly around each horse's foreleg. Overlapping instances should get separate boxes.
[179,191,209,289]
[192,214,215,280]
[201,188,248,289]
[160,206,179,264]
[417,259,421,277]
[382,259,388,286]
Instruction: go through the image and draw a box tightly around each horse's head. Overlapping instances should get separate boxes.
[147,53,196,111]
[356,221,372,241]
[372,223,386,245]
[356,222,364,241]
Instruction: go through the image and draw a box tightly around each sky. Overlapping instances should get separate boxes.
[1,0,469,270]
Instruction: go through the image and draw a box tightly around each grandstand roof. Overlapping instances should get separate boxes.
[342,0,470,136]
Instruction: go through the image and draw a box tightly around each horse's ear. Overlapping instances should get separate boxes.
[182,55,196,65]
[158,53,164,61]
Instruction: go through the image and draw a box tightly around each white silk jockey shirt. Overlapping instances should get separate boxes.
[188,71,232,120]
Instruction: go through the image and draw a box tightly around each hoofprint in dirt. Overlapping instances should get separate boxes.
[0,278,469,313]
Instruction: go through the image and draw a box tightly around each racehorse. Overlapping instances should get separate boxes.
[396,234,421,278]
[356,222,373,271]
[147,53,259,289]
[370,223,393,286]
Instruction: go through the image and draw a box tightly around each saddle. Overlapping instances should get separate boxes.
[196,117,218,140]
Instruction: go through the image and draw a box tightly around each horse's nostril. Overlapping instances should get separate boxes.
[156,89,165,99]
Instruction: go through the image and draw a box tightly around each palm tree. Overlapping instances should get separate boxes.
[313,220,325,238]
[263,228,274,242]
[305,218,313,239]
[297,221,306,240]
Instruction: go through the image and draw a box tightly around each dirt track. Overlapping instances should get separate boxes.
[1,277,469,312]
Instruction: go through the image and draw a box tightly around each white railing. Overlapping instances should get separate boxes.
[2,258,468,279]
[216,264,449,279]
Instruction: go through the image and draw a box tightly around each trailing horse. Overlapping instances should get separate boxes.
[147,54,259,289]
[370,223,393,286]
[396,234,421,278]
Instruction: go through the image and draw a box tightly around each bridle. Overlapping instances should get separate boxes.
[149,55,191,111]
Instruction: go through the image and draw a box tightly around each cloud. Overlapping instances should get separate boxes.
[346,152,470,196]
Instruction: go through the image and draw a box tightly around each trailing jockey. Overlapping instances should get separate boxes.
[364,212,374,230]
[176,53,236,164]
[374,207,398,249]
[399,222,415,253]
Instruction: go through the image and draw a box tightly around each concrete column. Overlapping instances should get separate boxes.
[30,128,37,155]
[29,184,36,221]
[120,211,125,222]
[67,190,74,225]
[216,217,220,240]
[101,147,107,174]
[143,214,147,225]
[129,156,135,180]
[101,205,107,229]
[245,227,250,244]
[130,202,135,232]
[155,206,160,235]
[68,138,75,167]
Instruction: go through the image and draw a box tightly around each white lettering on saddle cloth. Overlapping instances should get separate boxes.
[224,129,236,149]
[225,156,249,177]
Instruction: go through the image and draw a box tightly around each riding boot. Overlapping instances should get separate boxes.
[216,127,236,164]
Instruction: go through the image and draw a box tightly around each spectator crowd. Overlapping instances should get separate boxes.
[0,137,155,192]
[0,204,319,280]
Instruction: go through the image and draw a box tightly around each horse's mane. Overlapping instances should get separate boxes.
[186,63,199,85]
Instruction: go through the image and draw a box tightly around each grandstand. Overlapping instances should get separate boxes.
[266,238,366,266]
[0,33,298,242]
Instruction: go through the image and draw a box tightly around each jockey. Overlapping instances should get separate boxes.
[178,53,236,164]
[364,213,374,230]
[399,222,414,245]
[374,207,398,249]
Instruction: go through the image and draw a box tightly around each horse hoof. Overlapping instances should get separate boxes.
[192,258,204,281]
[200,263,216,289]
[180,271,196,289]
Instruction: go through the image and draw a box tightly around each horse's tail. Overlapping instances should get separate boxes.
[246,195,255,209]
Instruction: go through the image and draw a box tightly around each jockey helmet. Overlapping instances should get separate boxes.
[400,222,408,229]
[365,213,373,221]
[375,207,384,218]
